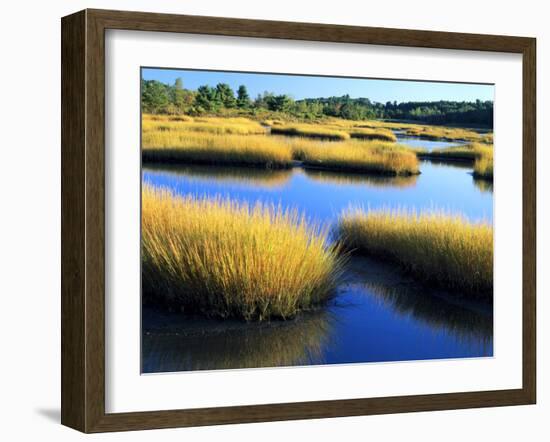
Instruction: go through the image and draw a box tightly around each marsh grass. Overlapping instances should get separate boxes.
[349,127,397,142]
[337,208,493,296]
[142,133,293,168]
[267,121,397,142]
[143,114,490,176]
[270,123,351,140]
[142,186,346,320]
[419,142,494,181]
[405,126,488,142]
[326,118,492,144]
[142,114,266,136]
[291,138,420,175]
[419,143,492,161]
[473,155,494,180]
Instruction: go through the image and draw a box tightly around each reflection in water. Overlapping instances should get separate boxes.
[142,256,493,373]
[142,137,494,372]
[396,135,466,151]
[359,282,492,343]
[142,307,334,373]
[419,158,473,170]
[144,160,493,224]
[143,163,292,189]
[473,177,494,193]
[304,168,418,188]
[343,256,493,346]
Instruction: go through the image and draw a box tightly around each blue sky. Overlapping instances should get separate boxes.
[142,68,494,103]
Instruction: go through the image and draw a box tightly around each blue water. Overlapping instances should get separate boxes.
[396,135,468,151]
[141,156,493,373]
[143,161,492,224]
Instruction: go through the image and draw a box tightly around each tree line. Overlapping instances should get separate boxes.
[142,78,494,127]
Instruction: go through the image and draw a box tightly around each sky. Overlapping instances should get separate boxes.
[142,67,494,104]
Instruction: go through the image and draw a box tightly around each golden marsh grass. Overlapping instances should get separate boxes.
[142,114,266,136]
[142,186,346,320]
[337,208,493,296]
[291,138,420,175]
[419,142,493,161]
[348,127,397,142]
[270,123,351,141]
[419,142,494,182]
[142,133,293,168]
[405,126,488,142]
[473,155,494,180]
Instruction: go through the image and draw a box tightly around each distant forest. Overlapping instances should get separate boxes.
[141,78,494,127]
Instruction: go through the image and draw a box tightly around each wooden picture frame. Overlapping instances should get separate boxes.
[61,8,536,433]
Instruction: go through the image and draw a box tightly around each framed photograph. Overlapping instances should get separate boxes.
[61,9,536,433]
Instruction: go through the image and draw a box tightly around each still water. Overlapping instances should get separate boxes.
[141,143,493,373]
[396,135,467,151]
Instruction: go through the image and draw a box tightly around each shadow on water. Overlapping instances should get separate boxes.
[142,256,493,373]
[303,168,419,188]
[419,158,473,170]
[143,163,293,189]
[345,257,493,343]
[142,307,335,373]
[473,177,494,193]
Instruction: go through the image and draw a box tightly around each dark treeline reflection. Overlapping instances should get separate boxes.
[142,308,335,373]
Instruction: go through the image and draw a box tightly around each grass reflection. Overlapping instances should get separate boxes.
[473,177,494,193]
[143,163,292,189]
[304,168,419,188]
[363,281,492,343]
[142,308,334,372]
[344,257,493,344]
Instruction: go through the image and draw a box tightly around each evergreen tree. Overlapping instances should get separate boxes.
[215,83,236,108]
[237,85,251,108]
[195,85,221,112]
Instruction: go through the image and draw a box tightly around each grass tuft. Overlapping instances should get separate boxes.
[142,133,293,168]
[291,138,420,175]
[349,127,397,142]
[270,123,351,140]
[142,186,346,320]
[473,154,494,180]
[337,208,493,296]
[418,142,492,162]
[405,126,489,142]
